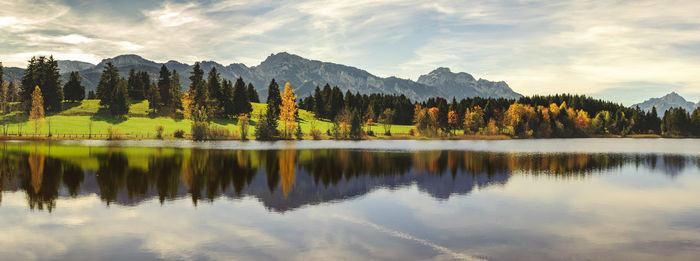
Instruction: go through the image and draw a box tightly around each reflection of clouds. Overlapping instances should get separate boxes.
[333,214,485,261]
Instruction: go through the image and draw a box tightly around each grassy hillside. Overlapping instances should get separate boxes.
[0,100,415,137]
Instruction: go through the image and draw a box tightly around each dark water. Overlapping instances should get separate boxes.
[1,139,700,260]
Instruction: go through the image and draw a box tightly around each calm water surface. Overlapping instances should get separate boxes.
[1,139,699,260]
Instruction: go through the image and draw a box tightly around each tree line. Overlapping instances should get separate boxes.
[4,56,700,139]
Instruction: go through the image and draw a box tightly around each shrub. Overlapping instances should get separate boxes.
[173,129,185,138]
[191,122,209,141]
[238,114,249,140]
[310,128,322,140]
[408,128,416,136]
[294,125,303,140]
[366,130,375,136]
[384,130,391,136]
[155,125,165,139]
[208,125,231,140]
[107,125,123,140]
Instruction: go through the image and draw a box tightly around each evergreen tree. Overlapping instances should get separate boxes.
[87,90,96,100]
[63,71,85,102]
[232,77,252,115]
[266,79,282,118]
[350,108,363,140]
[221,79,235,117]
[127,69,148,100]
[207,67,222,113]
[247,83,260,103]
[109,79,130,116]
[96,62,120,107]
[0,62,3,86]
[171,70,183,110]
[255,109,277,140]
[147,81,160,113]
[20,56,63,112]
[189,63,208,111]
[127,69,138,99]
[312,86,324,117]
[157,65,173,113]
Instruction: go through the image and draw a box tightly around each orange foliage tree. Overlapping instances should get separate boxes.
[279,82,297,138]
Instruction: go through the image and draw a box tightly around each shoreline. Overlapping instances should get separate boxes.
[0,133,668,142]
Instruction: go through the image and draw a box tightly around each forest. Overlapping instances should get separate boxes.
[1,56,699,140]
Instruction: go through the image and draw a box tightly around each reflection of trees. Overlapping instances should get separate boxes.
[279,149,297,198]
[1,144,699,211]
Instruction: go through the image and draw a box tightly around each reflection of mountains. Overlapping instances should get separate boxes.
[0,147,697,212]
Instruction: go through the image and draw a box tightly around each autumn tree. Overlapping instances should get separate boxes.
[447,110,458,135]
[182,92,195,119]
[63,71,85,102]
[279,82,297,138]
[463,106,485,134]
[29,86,44,134]
[238,113,250,140]
[378,108,395,135]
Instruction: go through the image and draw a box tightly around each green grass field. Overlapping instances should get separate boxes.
[0,100,415,138]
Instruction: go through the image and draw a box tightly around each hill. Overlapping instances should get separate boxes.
[631,92,697,113]
[3,53,521,101]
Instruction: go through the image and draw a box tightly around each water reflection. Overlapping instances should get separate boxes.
[0,143,698,212]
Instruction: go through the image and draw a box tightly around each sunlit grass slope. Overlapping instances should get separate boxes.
[1,100,414,137]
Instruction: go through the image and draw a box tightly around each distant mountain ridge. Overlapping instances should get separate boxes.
[631,92,698,113]
[2,52,522,101]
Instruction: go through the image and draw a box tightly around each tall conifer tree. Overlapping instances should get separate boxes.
[266,79,282,119]
[232,77,252,115]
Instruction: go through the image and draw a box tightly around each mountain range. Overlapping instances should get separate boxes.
[631,92,699,114]
[3,52,522,101]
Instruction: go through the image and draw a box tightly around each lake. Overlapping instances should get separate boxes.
[1,139,699,260]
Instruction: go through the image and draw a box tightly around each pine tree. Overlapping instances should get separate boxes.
[63,71,85,102]
[127,69,138,99]
[221,79,235,117]
[171,70,183,109]
[207,66,225,117]
[20,56,63,112]
[110,78,130,116]
[147,81,160,113]
[189,63,208,111]
[247,83,260,103]
[97,62,119,107]
[349,108,363,139]
[279,82,297,138]
[232,77,252,115]
[313,86,323,117]
[266,79,282,118]
[157,65,173,114]
[87,90,96,100]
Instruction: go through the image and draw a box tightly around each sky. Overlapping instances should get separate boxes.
[2,0,700,105]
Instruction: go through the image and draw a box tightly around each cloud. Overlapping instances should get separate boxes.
[2,0,700,103]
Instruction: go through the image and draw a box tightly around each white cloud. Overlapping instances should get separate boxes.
[2,0,700,103]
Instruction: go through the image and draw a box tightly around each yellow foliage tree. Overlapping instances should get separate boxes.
[447,110,458,135]
[464,106,485,134]
[279,82,297,138]
[182,92,194,119]
[29,86,44,134]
